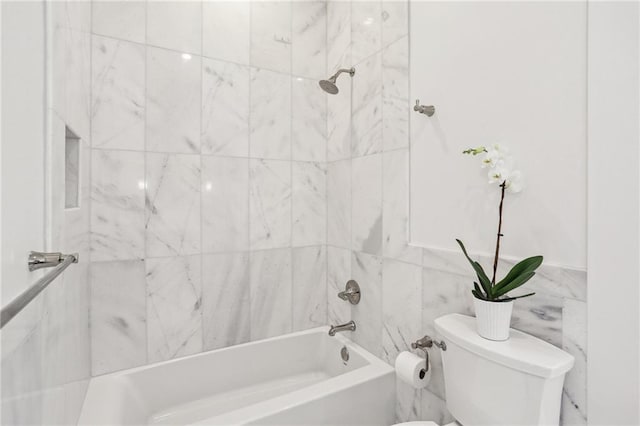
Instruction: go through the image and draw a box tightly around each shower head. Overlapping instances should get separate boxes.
[319,67,355,95]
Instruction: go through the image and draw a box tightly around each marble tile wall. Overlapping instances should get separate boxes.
[2,1,92,424]
[325,1,588,425]
[88,0,328,376]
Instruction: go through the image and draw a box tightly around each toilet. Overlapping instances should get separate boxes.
[394,313,574,426]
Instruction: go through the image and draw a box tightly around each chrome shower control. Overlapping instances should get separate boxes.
[414,99,435,117]
[337,280,361,305]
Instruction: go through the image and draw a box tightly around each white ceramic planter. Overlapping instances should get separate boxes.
[474,298,514,341]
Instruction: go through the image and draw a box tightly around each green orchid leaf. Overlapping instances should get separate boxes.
[494,256,543,292]
[472,289,487,300]
[497,292,536,302]
[456,239,492,296]
[473,282,484,297]
[493,271,536,298]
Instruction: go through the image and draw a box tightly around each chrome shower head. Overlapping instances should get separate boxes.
[319,77,339,94]
[319,67,355,95]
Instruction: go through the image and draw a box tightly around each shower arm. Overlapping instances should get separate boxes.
[331,67,356,80]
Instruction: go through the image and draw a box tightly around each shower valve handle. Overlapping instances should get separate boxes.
[414,99,435,117]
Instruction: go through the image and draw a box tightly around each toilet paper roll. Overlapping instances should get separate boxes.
[395,351,431,388]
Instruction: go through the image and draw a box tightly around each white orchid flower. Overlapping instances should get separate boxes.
[505,170,524,193]
[487,166,510,185]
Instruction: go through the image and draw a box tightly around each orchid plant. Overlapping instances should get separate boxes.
[457,144,543,302]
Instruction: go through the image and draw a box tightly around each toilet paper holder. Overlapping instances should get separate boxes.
[411,335,447,352]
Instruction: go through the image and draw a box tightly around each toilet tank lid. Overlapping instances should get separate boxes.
[434,314,574,378]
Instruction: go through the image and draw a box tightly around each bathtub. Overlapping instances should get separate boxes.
[78,327,395,425]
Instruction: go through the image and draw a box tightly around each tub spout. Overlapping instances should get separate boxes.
[328,320,356,336]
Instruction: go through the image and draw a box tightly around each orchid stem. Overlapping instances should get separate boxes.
[491,181,507,286]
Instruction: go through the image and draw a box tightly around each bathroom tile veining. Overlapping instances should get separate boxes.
[55,0,588,425]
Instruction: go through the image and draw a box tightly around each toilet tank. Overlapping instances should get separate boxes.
[434,314,574,426]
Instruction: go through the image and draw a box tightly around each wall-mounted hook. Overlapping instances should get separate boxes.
[414,99,435,117]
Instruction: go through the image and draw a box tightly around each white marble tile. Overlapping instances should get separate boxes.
[351,252,383,356]
[327,79,352,161]
[250,160,292,250]
[61,263,91,383]
[250,1,291,74]
[92,1,146,44]
[202,156,249,253]
[351,1,382,64]
[292,246,328,330]
[327,1,351,75]
[327,246,352,325]
[145,153,201,257]
[91,260,146,376]
[292,77,327,162]
[352,154,383,255]
[147,1,201,54]
[421,390,454,426]
[202,58,250,157]
[352,52,382,157]
[292,162,326,247]
[511,293,564,347]
[66,30,91,143]
[382,0,408,47]
[146,256,202,363]
[292,1,326,80]
[561,299,587,426]
[382,259,422,365]
[396,378,422,423]
[147,47,201,154]
[383,150,422,264]
[422,262,475,400]
[250,249,293,340]
[91,150,145,261]
[63,0,91,33]
[203,1,250,65]
[202,253,251,351]
[250,68,291,160]
[327,160,352,249]
[382,36,410,151]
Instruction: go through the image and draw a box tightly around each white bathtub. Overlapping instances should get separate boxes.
[78,327,395,425]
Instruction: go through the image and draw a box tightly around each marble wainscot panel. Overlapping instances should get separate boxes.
[292,1,326,80]
[327,246,352,325]
[292,161,327,247]
[146,47,201,154]
[249,68,292,160]
[202,253,251,351]
[202,1,250,65]
[91,35,145,151]
[352,154,383,255]
[146,1,201,54]
[350,252,383,356]
[351,52,383,157]
[250,249,293,340]
[201,59,250,157]
[292,77,327,162]
[91,150,145,262]
[351,1,382,64]
[327,160,351,248]
[92,1,146,44]
[250,1,292,74]
[249,159,292,250]
[202,156,249,253]
[146,256,202,363]
[91,260,146,375]
[145,153,201,257]
[292,246,328,330]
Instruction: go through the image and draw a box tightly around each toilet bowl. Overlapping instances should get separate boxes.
[392,314,574,426]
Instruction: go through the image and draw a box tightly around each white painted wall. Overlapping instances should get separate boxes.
[409,1,587,269]
[587,2,640,424]
[1,1,46,306]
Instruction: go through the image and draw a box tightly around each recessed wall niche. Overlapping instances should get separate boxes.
[65,126,80,209]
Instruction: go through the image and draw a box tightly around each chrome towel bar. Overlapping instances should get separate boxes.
[1,252,78,329]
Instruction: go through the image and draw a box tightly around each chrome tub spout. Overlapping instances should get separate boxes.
[328,320,356,336]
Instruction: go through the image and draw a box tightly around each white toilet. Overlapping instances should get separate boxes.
[394,313,574,426]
